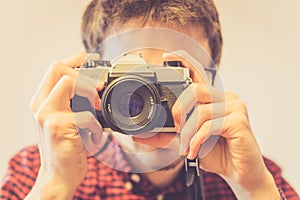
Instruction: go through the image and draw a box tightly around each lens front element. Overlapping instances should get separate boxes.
[101,75,161,135]
[118,93,144,117]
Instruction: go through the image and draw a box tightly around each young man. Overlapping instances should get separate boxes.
[1,0,299,199]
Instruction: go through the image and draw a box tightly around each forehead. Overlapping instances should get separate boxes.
[110,19,211,55]
[104,19,212,66]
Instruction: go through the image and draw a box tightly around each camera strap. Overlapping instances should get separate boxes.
[185,158,205,200]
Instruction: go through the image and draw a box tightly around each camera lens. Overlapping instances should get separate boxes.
[118,93,144,117]
[101,75,161,135]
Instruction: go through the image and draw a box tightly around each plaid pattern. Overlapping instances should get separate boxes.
[1,140,299,200]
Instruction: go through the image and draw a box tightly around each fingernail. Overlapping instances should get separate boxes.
[187,151,192,159]
[179,145,188,156]
[96,81,105,91]
[95,99,101,110]
[187,153,197,160]
[95,103,101,111]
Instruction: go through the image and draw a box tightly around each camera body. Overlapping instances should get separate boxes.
[71,54,191,135]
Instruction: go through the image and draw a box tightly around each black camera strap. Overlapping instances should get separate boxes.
[185,158,205,200]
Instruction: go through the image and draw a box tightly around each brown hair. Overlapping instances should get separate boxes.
[81,0,223,65]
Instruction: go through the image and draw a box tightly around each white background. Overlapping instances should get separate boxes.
[0,0,299,193]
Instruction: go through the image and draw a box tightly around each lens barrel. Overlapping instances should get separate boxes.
[101,75,161,135]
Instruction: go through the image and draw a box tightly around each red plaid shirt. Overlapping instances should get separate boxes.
[1,138,299,200]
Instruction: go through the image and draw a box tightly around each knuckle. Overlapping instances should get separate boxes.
[201,120,211,132]
[44,116,59,133]
[189,84,201,98]
[75,111,95,126]
[43,114,68,139]
[34,110,44,125]
[200,104,211,118]
[238,101,248,114]
[190,83,199,93]
[83,111,95,123]
[232,100,248,115]
[171,106,179,117]
[86,89,96,101]
[232,112,249,129]
[48,60,62,73]
[61,75,75,94]
[34,108,67,136]
[30,96,39,114]
[226,91,239,100]
[49,60,78,80]
[171,103,181,120]
[60,74,73,83]
[191,83,211,100]
[196,105,207,124]
[30,95,47,115]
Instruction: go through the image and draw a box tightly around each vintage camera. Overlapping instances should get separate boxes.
[71,54,192,135]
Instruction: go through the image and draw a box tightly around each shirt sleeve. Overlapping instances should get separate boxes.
[0,146,40,200]
[263,157,300,200]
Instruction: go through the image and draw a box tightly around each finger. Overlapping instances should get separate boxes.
[74,111,103,145]
[172,83,225,132]
[179,103,226,152]
[187,104,251,159]
[163,50,210,84]
[225,91,240,101]
[179,99,246,157]
[43,74,101,113]
[60,53,88,67]
[43,75,76,110]
[178,106,202,155]
[190,99,243,129]
[96,81,105,91]
[43,73,101,113]
[31,54,87,113]
[75,75,102,111]
[187,117,225,159]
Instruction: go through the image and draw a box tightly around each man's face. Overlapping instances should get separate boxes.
[111,21,212,148]
[95,21,213,171]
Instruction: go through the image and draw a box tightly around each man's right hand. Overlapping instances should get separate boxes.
[26,54,103,199]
